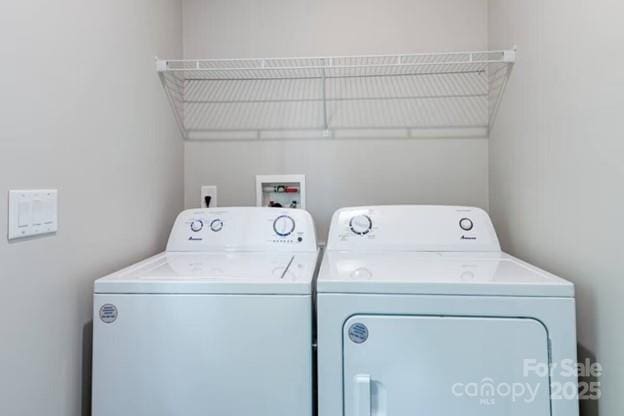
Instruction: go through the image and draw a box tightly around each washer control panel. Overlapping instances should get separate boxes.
[167,207,316,252]
[327,206,500,252]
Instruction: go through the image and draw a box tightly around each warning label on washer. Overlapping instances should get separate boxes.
[99,304,118,324]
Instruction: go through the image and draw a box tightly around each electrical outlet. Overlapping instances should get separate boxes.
[201,186,217,208]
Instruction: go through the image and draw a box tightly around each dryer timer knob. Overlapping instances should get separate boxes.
[349,215,373,235]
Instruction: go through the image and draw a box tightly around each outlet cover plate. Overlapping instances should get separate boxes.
[201,186,217,208]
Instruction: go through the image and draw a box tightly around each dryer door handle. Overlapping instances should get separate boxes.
[354,374,372,416]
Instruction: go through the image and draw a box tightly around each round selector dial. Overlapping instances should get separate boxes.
[273,215,296,237]
[210,219,224,232]
[349,215,373,236]
[190,220,204,232]
[459,217,474,231]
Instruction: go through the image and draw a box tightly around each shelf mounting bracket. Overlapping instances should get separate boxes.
[321,58,329,132]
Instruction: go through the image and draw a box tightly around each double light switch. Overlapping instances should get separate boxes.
[8,190,58,240]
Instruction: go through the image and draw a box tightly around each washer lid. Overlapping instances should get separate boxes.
[95,252,317,295]
[317,251,574,297]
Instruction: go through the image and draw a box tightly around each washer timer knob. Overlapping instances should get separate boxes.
[190,220,204,232]
[459,218,474,231]
[349,215,373,235]
[273,215,296,237]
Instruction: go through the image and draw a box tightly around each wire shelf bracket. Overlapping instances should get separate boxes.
[156,48,516,140]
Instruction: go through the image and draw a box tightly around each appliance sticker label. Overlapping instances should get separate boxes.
[348,323,369,344]
[99,304,118,324]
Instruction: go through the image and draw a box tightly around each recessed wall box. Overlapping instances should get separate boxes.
[256,175,306,209]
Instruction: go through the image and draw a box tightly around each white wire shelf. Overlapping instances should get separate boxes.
[156,49,515,140]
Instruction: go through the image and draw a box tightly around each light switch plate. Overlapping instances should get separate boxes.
[201,186,217,208]
[8,190,58,240]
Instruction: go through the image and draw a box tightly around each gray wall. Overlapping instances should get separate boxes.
[182,0,490,241]
[0,1,183,415]
[489,1,624,415]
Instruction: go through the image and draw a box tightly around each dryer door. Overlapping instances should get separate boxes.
[343,315,551,416]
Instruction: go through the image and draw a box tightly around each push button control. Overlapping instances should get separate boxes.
[459,218,474,231]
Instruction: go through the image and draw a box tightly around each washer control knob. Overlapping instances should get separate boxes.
[459,218,474,231]
[273,215,296,237]
[190,220,204,232]
[349,215,373,235]
[210,219,223,232]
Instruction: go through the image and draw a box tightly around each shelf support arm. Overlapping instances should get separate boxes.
[322,58,329,132]
[156,58,188,140]
[488,62,514,134]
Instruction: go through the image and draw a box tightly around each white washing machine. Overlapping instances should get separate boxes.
[317,206,578,416]
[92,207,317,416]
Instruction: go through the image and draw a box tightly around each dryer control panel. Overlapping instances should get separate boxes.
[167,207,317,252]
[326,206,500,252]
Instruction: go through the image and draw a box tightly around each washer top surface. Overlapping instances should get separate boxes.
[317,251,573,297]
[319,206,574,297]
[96,251,317,295]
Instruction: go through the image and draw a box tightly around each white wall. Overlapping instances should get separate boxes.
[5,1,620,415]
[182,0,489,241]
[0,1,183,415]
[489,1,624,415]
